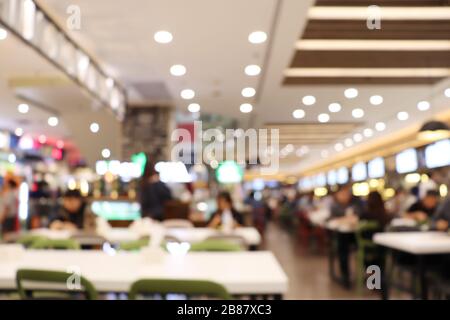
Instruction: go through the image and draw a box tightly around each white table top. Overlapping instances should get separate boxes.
[374,232,450,255]
[28,227,262,246]
[0,250,288,295]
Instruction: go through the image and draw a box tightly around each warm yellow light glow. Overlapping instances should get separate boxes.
[314,187,328,197]
[352,183,369,197]
[369,179,379,189]
[405,173,421,184]
[384,188,395,199]
[284,68,450,78]
[440,184,448,197]
[421,174,429,183]
[417,130,450,142]
[67,179,77,191]
[80,180,89,196]
[308,7,450,21]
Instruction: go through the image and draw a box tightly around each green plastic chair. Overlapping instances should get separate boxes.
[189,239,243,252]
[29,238,80,250]
[118,237,150,251]
[129,279,231,300]
[16,234,47,248]
[355,220,381,294]
[16,269,98,300]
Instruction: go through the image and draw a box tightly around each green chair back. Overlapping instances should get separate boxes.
[29,238,80,250]
[118,237,150,251]
[129,279,231,300]
[16,235,47,248]
[189,239,243,252]
[16,269,98,300]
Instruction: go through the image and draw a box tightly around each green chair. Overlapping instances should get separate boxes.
[129,279,231,300]
[118,237,150,251]
[16,234,47,248]
[189,239,243,252]
[16,269,98,300]
[355,220,381,294]
[29,238,80,250]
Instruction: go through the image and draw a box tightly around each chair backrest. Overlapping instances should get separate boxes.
[29,238,81,250]
[356,220,380,247]
[205,234,248,250]
[189,239,243,252]
[118,237,150,251]
[129,279,231,300]
[16,235,47,248]
[162,219,194,229]
[16,269,98,300]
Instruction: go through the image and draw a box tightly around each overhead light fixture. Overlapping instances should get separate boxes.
[284,68,450,78]
[321,150,329,158]
[0,28,7,40]
[418,120,450,141]
[56,140,64,149]
[302,95,316,106]
[445,88,450,98]
[8,153,16,163]
[352,108,364,118]
[102,148,111,159]
[308,6,450,21]
[397,111,409,121]
[241,87,256,98]
[240,103,253,113]
[154,31,173,44]
[375,122,386,132]
[170,64,186,76]
[344,88,358,99]
[188,103,201,113]
[48,116,59,127]
[180,89,195,100]
[18,103,29,114]
[38,135,47,144]
[328,103,341,113]
[334,143,344,152]
[370,95,383,106]
[284,144,294,153]
[14,128,23,137]
[417,100,431,111]
[363,128,374,138]
[105,78,114,88]
[292,109,306,119]
[344,138,353,147]
[318,113,330,123]
[295,39,450,51]
[353,133,363,142]
[248,31,267,44]
[90,122,100,133]
[245,65,261,76]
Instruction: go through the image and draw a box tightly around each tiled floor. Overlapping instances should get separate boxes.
[261,223,381,300]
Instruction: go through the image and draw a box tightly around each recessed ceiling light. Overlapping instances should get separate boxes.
[154,30,173,44]
[248,31,267,44]
[344,138,353,147]
[245,65,261,76]
[292,109,306,119]
[352,108,364,118]
[240,103,253,113]
[188,103,201,113]
[18,103,29,114]
[296,146,309,157]
[102,148,111,159]
[363,128,374,137]
[344,88,358,99]
[417,100,430,111]
[445,88,450,98]
[48,116,59,127]
[285,144,294,153]
[180,89,195,100]
[90,122,100,133]
[170,64,186,76]
[15,128,23,136]
[241,87,256,98]
[318,113,330,123]
[8,154,16,163]
[370,95,383,105]
[0,28,7,40]
[353,133,363,142]
[375,122,386,131]
[328,103,342,113]
[397,111,409,121]
[334,143,344,152]
[105,78,114,88]
[38,135,47,144]
[302,95,316,106]
[56,140,64,149]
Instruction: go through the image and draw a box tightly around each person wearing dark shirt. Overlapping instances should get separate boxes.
[208,191,243,229]
[329,184,364,288]
[50,190,95,231]
[432,196,450,231]
[138,161,172,221]
[361,191,390,228]
[405,190,440,223]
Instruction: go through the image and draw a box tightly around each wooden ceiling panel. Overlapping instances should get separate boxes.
[315,0,449,6]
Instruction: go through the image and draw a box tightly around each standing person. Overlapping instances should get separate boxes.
[0,179,20,238]
[329,184,364,288]
[138,162,172,221]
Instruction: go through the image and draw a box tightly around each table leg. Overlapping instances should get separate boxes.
[417,255,428,300]
[273,294,283,300]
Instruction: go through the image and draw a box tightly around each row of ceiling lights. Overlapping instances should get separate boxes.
[153,29,267,114]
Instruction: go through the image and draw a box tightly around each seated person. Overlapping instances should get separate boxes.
[405,190,440,223]
[49,190,95,231]
[207,191,243,229]
[432,196,450,231]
